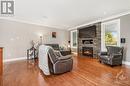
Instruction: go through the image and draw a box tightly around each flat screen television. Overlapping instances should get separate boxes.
[79,25,96,38]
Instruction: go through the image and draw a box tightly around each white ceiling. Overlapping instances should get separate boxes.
[3,0,130,29]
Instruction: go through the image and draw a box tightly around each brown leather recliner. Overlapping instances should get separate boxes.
[48,47,73,74]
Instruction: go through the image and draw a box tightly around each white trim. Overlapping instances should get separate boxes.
[101,23,106,51]
[1,11,130,31]
[0,17,66,30]
[3,57,27,63]
[3,57,130,66]
[69,11,130,30]
[122,61,130,66]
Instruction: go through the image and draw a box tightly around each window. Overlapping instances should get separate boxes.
[71,30,77,48]
[101,19,120,51]
[105,32,118,46]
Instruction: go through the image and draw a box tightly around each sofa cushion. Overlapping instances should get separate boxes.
[45,44,71,56]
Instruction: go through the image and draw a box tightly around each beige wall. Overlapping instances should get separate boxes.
[120,14,130,62]
[0,19,69,61]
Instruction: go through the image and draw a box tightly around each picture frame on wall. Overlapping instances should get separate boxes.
[52,32,56,38]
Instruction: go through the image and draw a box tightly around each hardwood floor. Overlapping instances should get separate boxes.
[0,48,3,75]
[1,55,130,86]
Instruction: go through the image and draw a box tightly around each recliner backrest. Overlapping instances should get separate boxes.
[45,44,60,50]
[106,46,123,55]
[48,47,58,64]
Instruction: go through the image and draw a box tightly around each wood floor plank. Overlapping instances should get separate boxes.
[1,56,130,86]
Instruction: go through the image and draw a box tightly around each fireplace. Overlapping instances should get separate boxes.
[78,23,101,58]
[82,47,93,57]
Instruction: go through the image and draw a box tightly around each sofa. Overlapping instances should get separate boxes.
[45,44,71,56]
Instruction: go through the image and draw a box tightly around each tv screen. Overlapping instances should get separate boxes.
[79,25,96,38]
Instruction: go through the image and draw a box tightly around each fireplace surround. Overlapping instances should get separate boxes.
[78,23,101,58]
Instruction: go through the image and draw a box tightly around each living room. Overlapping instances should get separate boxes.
[0,0,130,86]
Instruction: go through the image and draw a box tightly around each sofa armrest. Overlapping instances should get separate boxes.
[99,52,108,56]
[60,50,71,56]
[111,53,122,59]
[58,55,72,60]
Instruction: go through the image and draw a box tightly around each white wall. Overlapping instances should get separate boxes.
[0,19,69,61]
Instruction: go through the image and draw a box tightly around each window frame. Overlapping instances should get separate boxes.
[70,30,77,48]
[101,19,120,51]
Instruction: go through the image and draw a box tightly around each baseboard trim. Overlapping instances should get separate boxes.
[122,61,130,65]
[4,57,27,63]
[3,57,130,66]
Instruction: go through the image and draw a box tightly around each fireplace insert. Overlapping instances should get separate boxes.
[82,47,93,57]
